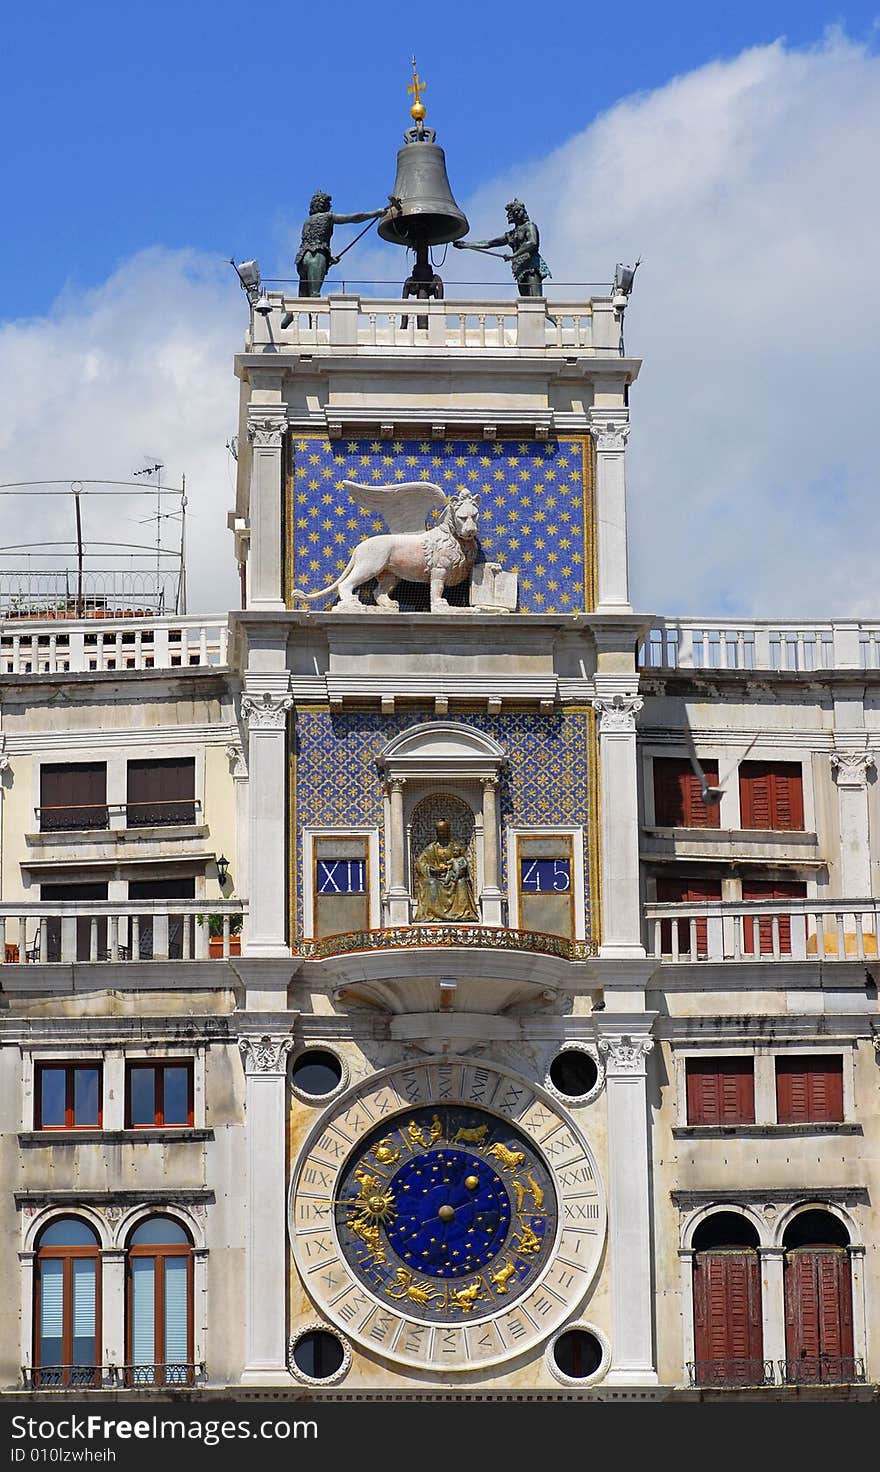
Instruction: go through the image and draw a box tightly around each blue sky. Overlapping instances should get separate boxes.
[4,1,878,316]
[1,5,879,618]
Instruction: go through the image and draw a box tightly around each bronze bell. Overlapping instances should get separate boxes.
[379,128,469,250]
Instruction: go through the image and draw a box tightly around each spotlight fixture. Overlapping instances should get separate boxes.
[216,853,230,887]
[254,288,273,316]
[613,258,641,299]
[229,257,265,312]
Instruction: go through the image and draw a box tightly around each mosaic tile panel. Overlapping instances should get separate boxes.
[288,435,593,614]
[292,707,595,940]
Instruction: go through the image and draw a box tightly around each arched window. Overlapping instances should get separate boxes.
[34,1217,101,1388]
[126,1217,194,1386]
[692,1212,764,1387]
[783,1210,855,1385]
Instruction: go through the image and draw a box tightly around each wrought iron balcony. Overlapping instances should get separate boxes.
[687,1358,776,1388]
[296,922,593,963]
[22,1362,205,1390]
[779,1355,865,1385]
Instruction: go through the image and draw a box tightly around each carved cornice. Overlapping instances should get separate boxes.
[831,750,875,788]
[598,1034,654,1075]
[240,690,294,730]
[247,415,287,449]
[238,1034,293,1077]
[592,694,643,733]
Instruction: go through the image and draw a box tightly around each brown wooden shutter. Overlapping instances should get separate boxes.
[653,758,720,828]
[785,1249,853,1367]
[776,1055,843,1122]
[40,763,107,830]
[127,759,195,826]
[693,1251,763,1381]
[657,877,721,956]
[739,762,804,830]
[686,1058,755,1124]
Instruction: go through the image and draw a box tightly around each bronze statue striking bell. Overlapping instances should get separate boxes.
[379,134,469,249]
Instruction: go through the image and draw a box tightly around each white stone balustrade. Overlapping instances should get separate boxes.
[247,292,621,355]
[645,897,880,963]
[0,900,246,963]
[0,615,229,675]
[639,618,880,673]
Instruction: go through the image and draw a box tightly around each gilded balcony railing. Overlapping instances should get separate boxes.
[296,923,594,962]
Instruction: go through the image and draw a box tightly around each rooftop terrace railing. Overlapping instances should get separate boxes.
[248,292,624,355]
[0,900,246,964]
[639,619,880,674]
[0,614,229,674]
[645,897,880,963]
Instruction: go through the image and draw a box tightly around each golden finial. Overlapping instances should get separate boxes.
[407,56,427,123]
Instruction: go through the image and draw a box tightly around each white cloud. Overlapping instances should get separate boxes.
[1,32,878,618]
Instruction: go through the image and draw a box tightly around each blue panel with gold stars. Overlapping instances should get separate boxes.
[288,434,594,613]
[334,1106,556,1321]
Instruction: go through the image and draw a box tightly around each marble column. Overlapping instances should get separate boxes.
[225,742,250,915]
[101,1248,126,1371]
[598,1021,657,1384]
[760,1246,785,1373]
[386,778,410,925]
[480,776,504,925]
[246,413,286,611]
[239,1033,293,1383]
[592,694,645,958]
[589,411,632,612]
[241,685,293,957]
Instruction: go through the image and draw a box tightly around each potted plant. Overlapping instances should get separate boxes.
[197,912,243,957]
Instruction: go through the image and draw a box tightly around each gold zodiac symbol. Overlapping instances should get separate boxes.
[449,1279,483,1313]
[489,1259,517,1294]
[347,1214,386,1263]
[386,1267,441,1307]
[487,1141,525,1171]
[525,1171,544,1209]
[372,1137,400,1166]
[451,1123,489,1147]
[513,1223,541,1255]
[408,1114,444,1148]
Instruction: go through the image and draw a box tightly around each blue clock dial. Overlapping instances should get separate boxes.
[334,1105,557,1321]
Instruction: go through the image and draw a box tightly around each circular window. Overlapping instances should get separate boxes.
[546,1324,609,1386]
[291,1049,345,1098]
[548,1048,599,1100]
[288,1325,350,1385]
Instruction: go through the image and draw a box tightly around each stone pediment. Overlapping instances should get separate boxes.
[379,721,506,780]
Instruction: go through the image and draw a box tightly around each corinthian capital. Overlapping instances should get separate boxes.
[239,1034,293,1076]
[597,1033,654,1075]
[592,694,643,733]
[240,690,294,730]
[831,750,875,788]
[247,415,287,449]
[589,412,630,452]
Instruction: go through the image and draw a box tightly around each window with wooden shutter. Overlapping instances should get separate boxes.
[656,877,721,957]
[739,761,804,830]
[741,880,807,955]
[686,1057,755,1125]
[127,758,195,827]
[693,1250,763,1385]
[653,758,721,828]
[776,1055,844,1123]
[39,763,107,832]
[784,1242,854,1383]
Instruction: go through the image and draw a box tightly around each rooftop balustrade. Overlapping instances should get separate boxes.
[0,901,246,964]
[0,614,229,674]
[640,618,880,674]
[645,896,880,963]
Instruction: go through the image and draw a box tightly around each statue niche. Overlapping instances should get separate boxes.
[411,797,478,923]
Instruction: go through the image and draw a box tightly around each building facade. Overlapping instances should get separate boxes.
[1,273,878,1401]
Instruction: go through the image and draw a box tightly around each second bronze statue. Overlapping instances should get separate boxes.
[454,200,551,298]
[293,191,401,299]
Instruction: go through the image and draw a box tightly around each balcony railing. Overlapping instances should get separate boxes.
[0,901,246,963]
[297,923,593,962]
[23,1363,205,1390]
[639,618,880,673]
[1,614,229,673]
[248,292,623,356]
[36,799,202,833]
[687,1358,775,1388]
[646,898,880,963]
[779,1356,865,1385]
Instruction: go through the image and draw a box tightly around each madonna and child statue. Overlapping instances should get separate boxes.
[413,820,478,922]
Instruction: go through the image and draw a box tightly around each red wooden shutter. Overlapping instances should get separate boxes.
[693,1251,763,1382]
[776,1055,843,1122]
[742,880,806,955]
[657,877,721,956]
[785,1249,853,1372]
[654,759,720,829]
[739,762,804,830]
[686,1058,755,1124]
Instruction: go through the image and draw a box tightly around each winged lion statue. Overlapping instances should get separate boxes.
[290,481,481,612]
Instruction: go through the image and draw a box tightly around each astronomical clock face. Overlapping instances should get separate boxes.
[290,1060,605,1372]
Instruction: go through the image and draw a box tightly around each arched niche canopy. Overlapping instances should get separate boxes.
[379,721,507,784]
